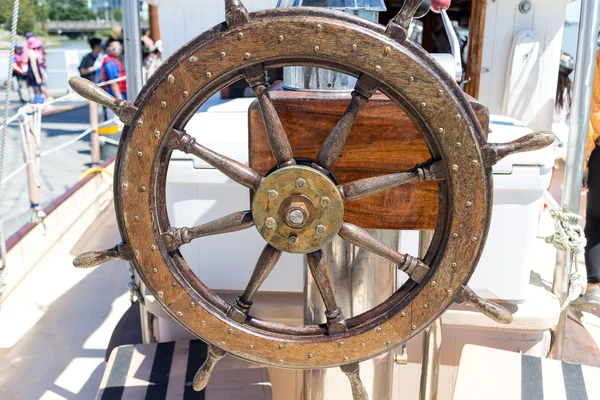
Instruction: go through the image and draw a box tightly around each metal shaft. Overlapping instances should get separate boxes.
[549,0,600,359]
[417,231,440,400]
[122,0,147,341]
[122,0,144,101]
[304,230,397,400]
[419,318,441,400]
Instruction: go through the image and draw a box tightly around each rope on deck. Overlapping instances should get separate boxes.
[0,0,21,292]
[539,208,588,310]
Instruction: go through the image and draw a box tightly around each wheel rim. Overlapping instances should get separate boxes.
[114,7,492,368]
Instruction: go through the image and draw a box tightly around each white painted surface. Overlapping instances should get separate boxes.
[154,0,571,132]
[166,98,304,293]
[478,0,568,131]
[502,31,541,122]
[468,118,555,302]
[0,204,130,400]
[155,0,277,58]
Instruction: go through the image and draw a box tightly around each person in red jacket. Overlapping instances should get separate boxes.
[101,39,127,100]
[12,44,26,103]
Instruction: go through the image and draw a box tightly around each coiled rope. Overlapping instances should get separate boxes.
[539,208,587,310]
[0,0,21,293]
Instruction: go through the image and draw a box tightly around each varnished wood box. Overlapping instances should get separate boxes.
[249,89,486,230]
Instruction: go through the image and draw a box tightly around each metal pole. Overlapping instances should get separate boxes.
[122,0,149,342]
[419,319,441,400]
[304,230,397,400]
[122,0,144,101]
[417,231,440,400]
[549,0,600,359]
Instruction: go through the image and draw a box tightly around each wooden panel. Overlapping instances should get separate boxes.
[249,89,487,230]
[477,0,497,107]
[465,0,488,99]
[249,89,437,230]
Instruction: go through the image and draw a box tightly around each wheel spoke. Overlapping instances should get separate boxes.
[339,160,444,202]
[307,250,347,334]
[338,222,429,283]
[315,75,379,170]
[167,129,263,189]
[228,244,282,322]
[161,211,254,251]
[245,65,295,167]
[385,0,424,43]
[193,344,227,391]
[340,363,369,400]
[224,0,249,29]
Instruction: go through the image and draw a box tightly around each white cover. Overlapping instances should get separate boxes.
[502,30,541,124]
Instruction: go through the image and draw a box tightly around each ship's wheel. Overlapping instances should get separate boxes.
[70,1,553,398]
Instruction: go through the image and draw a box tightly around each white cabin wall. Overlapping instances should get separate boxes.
[152,0,569,132]
[478,0,568,131]
[153,0,277,58]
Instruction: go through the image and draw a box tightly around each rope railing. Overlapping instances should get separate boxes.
[0,74,128,292]
[0,0,126,293]
[0,75,127,187]
[0,116,119,186]
[540,189,588,310]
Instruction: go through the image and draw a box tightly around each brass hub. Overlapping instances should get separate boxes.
[252,165,344,254]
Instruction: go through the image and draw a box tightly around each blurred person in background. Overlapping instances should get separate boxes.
[101,39,127,101]
[141,28,154,62]
[579,40,600,309]
[12,44,26,103]
[79,37,103,83]
[552,53,574,160]
[104,25,124,63]
[26,36,45,103]
[548,53,574,205]
[144,40,162,78]
[26,36,53,103]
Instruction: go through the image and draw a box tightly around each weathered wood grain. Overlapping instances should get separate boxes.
[250,90,487,230]
[110,7,496,369]
[464,0,488,99]
[306,250,347,334]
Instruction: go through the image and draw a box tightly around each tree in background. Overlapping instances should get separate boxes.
[113,9,122,22]
[0,0,46,35]
[34,0,48,23]
[46,0,96,20]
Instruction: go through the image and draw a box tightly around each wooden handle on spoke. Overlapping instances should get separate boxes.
[386,0,424,42]
[193,344,227,391]
[482,131,554,167]
[340,363,369,400]
[68,77,137,125]
[455,285,513,324]
[72,243,133,268]
[162,211,254,251]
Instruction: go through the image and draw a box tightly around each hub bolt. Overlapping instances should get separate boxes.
[265,217,276,229]
[288,209,305,225]
[316,225,326,235]
[289,236,298,245]
[268,190,278,200]
[296,178,307,188]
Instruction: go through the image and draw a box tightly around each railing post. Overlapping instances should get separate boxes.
[549,0,600,359]
[89,102,100,165]
[122,0,144,101]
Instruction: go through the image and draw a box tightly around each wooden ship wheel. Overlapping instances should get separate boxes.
[70,0,554,398]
